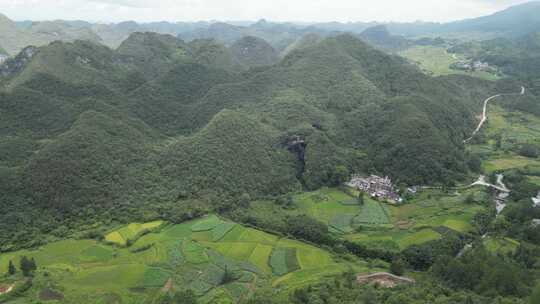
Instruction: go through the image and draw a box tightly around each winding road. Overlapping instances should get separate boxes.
[463,86,525,143]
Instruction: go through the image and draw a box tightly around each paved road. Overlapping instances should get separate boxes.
[463,86,525,143]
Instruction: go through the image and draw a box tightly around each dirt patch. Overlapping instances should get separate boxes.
[39,287,64,301]
[0,284,14,295]
[357,272,415,288]
[161,278,173,293]
[395,220,413,230]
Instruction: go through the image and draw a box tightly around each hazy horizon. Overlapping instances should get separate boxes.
[1,0,536,24]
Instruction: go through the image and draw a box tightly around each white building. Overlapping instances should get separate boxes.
[532,191,540,208]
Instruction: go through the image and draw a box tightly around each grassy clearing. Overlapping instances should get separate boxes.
[191,215,223,232]
[484,237,520,255]
[483,155,540,173]
[443,219,472,232]
[528,175,540,186]
[397,229,441,249]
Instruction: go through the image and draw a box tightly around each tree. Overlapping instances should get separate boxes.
[285,215,332,245]
[390,258,405,276]
[8,260,16,275]
[172,290,198,304]
[530,284,540,304]
[518,144,538,158]
[221,266,236,285]
[19,256,36,277]
[238,193,251,208]
[464,193,475,205]
[331,165,349,186]
[30,257,37,272]
[360,287,378,304]
[344,269,356,288]
[358,192,365,205]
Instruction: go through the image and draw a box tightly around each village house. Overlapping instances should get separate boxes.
[0,54,8,65]
[532,191,540,208]
[347,174,402,203]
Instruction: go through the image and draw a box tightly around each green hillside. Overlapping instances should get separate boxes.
[188,39,244,72]
[24,110,159,208]
[358,25,410,51]
[160,110,301,197]
[116,32,191,80]
[230,36,279,67]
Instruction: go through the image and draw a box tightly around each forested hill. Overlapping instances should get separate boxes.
[0,32,502,249]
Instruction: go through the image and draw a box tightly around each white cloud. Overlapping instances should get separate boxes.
[0,0,535,23]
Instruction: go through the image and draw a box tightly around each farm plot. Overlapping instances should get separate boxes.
[105,220,164,246]
[396,229,441,249]
[353,199,390,226]
[294,188,362,225]
[346,188,487,250]
[269,248,300,276]
[0,216,369,303]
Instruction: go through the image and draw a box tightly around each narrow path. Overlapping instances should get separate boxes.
[458,173,511,257]
[463,86,525,143]
[469,175,509,193]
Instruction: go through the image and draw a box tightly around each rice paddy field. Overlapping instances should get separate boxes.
[293,187,487,251]
[0,215,370,303]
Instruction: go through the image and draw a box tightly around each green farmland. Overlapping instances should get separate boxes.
[105,220,165,246]
[399,46,499,80]
[469,106,540,173]
[0,216,370,303]
[292,187,486,251]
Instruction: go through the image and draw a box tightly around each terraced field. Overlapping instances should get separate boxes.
[293,187,487,251]
[294,187,389,233]
[105,220,165,246]
[0,216,369,303]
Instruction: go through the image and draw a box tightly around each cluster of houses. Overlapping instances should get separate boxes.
[451,60,498,73]
[347,174,403,203]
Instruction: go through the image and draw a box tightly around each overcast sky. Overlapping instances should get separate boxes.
[1,0,535,23]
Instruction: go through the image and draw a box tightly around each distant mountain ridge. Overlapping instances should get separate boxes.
[2,2,540,55]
